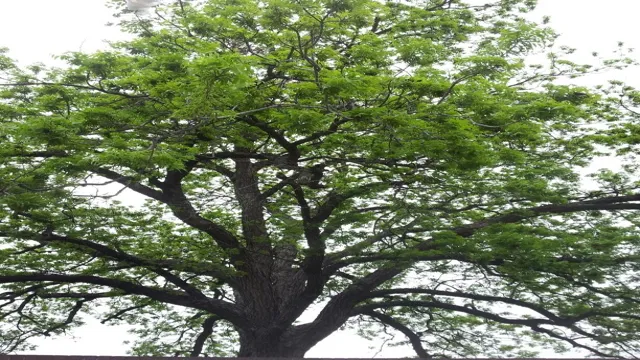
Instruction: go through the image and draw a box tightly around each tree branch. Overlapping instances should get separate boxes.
[146,167,242,252]
[364,288,569,325]
[362,310,432,358]
[37,231,214,298]
[0,273,247,328]
[0,81,149,99]
[352,300,616,358]
[240,116,299,156]
[453,194,640,237]
[290,117,351,147]
[304,193,640,352]
[190,315,218,357]
[91,167,166,202]
[100,302,150,324]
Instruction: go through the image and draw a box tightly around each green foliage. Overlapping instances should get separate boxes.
[1,0,640,357]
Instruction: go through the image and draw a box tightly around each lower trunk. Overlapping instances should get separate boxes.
[237,330,310,357]
[232,255,318,357]
[237,344,308,358]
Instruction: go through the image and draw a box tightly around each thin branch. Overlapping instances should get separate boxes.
[363,310,432,358]
[353,300,617,358]
[38,231,211,298]
[0,81,149,99]
[100,303,149,324]
[364,288,568,325]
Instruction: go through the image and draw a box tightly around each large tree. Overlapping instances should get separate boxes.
[1,0,640,357]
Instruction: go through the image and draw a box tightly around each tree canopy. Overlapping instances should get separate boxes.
[2,0,640,357]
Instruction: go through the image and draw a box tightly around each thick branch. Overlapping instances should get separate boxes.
[454,195,640,237]
[305,193,640,351]
[92,167,165,202]
[291,185,324,272]
[0,273,247,327]
[273,185,326,330]
[36,291,119,300]
[4,229,226,279]
[233,151,270,251]
[190,316,218,357]
[293,265,403,350]
[92,166,241,252]
[152,169,242,252]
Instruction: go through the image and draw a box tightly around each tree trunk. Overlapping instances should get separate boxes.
[231,264,315,357]
[230,147,327,357]
[237,329,311,358]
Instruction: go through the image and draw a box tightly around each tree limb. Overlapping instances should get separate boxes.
[94,166,241,252]
[190,315,219,357]
[92,167,166,202]
[303,192,640,351]
[0,273,247,328]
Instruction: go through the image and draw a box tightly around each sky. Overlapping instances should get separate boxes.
[0,0,640,357]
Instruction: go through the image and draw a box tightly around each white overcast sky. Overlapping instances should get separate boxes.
[1,0,640,357]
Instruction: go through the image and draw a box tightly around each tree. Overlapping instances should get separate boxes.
[1,0,640,357]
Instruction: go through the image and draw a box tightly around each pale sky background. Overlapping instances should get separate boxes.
[0,0,639,357]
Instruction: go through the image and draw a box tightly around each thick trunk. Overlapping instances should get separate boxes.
[237,329,310,357]
[232,264,309,333]
[232,265,320,357]
[229,146,328,357]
